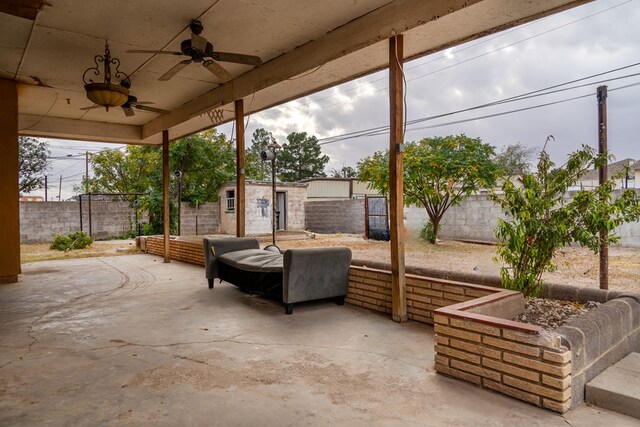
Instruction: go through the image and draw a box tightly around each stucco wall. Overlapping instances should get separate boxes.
[219,182,307,234]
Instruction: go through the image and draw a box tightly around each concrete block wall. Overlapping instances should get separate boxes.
[305,199,365,234]
[179,202,220,235]
[556,296,640,407]
[405,190,640,247]
[20,201,81,243]
[79,200,137,241]
[404,195,502,242]
[20,200,220,244]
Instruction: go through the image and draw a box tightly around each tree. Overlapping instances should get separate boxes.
[18,136,49,195]
[79,145,158,195]
[494,143,537,176]
[358,134,500,243]
[330,165,357,178]
[82,129,235,234]
[245,128,276,180]
[278,132,329,181]
[491,138,640,297]
[169,130,236,205]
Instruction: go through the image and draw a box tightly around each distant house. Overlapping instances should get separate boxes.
[19,196,44,202]
[574,158,637,190]
[300,178,380,200]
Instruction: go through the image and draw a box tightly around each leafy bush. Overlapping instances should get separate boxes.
[491,139,640,297]
[420,220,440,243]
[50,231,93,252]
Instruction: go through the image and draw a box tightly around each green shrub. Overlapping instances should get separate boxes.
[420,220,440,244]
[50,231,93,252]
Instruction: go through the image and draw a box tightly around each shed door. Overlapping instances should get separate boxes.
[276,192,287,230]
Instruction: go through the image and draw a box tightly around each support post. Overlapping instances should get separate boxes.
[163,130,170,263]
[389,35,407,322]
[0,79,20,284]
[235,99,246,237]
[44,175,48,201]
[597,85,608,290]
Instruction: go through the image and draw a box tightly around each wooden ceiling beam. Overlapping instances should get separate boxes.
[0,0,43,21]
[18,114,146,144]
[142,0,479,139]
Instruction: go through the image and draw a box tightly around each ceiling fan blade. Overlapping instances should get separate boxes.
[203,60,232,82]
[134,101,154,105]
[127,49,184,56]
[80,105,97,111]
[191,33,207,52]
[159,59,192,81]
[123,106,135,117]
[213,51,262,66]
[134,105,169,114]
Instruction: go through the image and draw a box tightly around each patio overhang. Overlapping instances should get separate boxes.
[2,0,592,287]
[3,0,591,145]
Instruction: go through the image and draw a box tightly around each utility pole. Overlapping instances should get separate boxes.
[57,174,62,201]
[597,85,608,290]
[85,151,90,193]
[44,175,48,201]
[86,150,92,237]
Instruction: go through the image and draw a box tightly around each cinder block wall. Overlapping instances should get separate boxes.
[556,296,640,406]
[305,199,365,234]
[179,202,220,235]
[405,190,640,246]
[20,200,220,243]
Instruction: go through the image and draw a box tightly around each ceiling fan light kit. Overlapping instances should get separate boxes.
[82,42,131,111]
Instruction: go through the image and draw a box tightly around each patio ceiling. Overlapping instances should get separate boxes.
[2,0,591,145]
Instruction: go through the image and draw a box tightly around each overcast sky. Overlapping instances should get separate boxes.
[35,0,640,200]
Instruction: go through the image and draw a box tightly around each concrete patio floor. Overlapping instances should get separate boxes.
[1,254,637,426]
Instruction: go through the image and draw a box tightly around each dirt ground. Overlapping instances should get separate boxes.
[20,234,639,293]
[276,233,640,293]
[20,239,139,263]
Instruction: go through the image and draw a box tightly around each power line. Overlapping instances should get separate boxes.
[307,0,634,111]
[317,63,640,144]
[318,81,640,145]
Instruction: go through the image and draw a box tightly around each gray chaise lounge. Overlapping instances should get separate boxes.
[203,237,352,314]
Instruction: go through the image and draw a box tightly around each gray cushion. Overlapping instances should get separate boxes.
[218,249,284,273]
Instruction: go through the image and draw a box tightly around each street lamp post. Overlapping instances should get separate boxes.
[174,170,183,236]
[261,143,281,247]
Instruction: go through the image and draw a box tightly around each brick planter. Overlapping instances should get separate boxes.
[433,291,572,412]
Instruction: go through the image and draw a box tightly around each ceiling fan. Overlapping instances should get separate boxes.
[127,20,262,82]
[81,94,168,117]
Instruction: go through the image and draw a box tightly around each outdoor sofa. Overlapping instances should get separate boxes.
[203,237,352,314]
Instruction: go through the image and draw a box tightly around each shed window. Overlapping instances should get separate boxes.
[226,190,235,212]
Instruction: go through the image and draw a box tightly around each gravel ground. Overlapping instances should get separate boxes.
[514,298,601,329]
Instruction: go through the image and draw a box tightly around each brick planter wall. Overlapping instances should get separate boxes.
[347,266,495,324]
[434,292,572,412]
[143,236,205,266]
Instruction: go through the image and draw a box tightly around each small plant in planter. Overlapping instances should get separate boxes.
[50,231,94,252]
[491,137,640,297]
